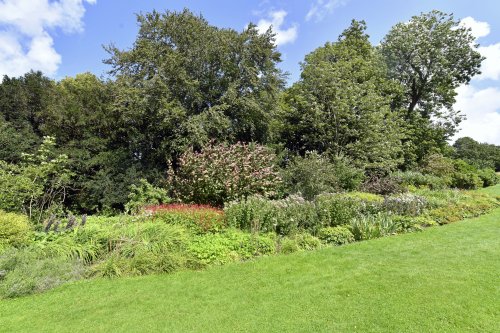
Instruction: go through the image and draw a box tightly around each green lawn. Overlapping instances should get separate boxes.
[1,187,499,332]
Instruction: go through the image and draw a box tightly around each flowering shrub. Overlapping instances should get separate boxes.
[383,193,427,216]
[224,195,317,236]
[315,193,383,227]
[146,204,225,233]
[168,142,283,206]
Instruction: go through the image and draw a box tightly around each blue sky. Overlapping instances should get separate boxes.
[0,0,499,144]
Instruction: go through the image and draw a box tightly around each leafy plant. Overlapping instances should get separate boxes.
[188,229,275,265]
[125,179,170,214]
[0,249,85,298]
[383,193,427,216]
[350,213,399,240]
[451,160,483,189]
[149,204,225,234]
[224,195,317,235]
[0,211,32,248]
[169,142,282,206]
[0,136,72,222]
[282,152,364,200]
[315,193,382,227]
[477,168,499,187]
[361,175,405,195]
[393,170,449,189]
[318,226,355,245]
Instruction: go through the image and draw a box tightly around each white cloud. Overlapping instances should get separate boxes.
[0,0,96,78]
[306,0,348,22]
[256,10,298,46]
[460,16,500,80]
[477,43,500,81]
[450,17,500,145]
[459,16,490,39]
[453,85,500,145]
[459,16,500,81]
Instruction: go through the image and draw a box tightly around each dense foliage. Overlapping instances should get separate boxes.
[0,8,499,299]
[1,186,497,298]
[168,142,282,206]
[0,9,492,212]
[278,20,403,173]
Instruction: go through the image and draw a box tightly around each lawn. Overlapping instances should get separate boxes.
[1,187,499,332]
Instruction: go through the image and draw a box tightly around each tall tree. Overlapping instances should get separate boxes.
[380,10,483,165]
[0,71,55,161]
[104,9,285,172]
[278,20,403,173]
[40,73,128,212]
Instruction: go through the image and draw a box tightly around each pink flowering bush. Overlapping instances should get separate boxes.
[168,142,282,206]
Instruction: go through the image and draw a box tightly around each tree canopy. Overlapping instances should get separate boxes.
[380,10,483,165]
[278,20,403,173]
[0,9,489,213]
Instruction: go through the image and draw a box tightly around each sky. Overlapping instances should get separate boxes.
[0,0,499,145]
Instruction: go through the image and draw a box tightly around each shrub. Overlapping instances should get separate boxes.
[0,137,72,223]
[318,226,355,245]
[279,233,322,254]
[291,233,322,250]
[0,211,32,248]
[451,160,482,189]
[0,249,85,298]
[188,229,276,265]
[412,188,467,209]
[282,152,364,200]
[383,193,427,216]
[350,213,399,240]
[168,142,282,206]
[148,204,225,233]
[331,156,367,192]
[393,170,449,189]
[423,190,499,224]
[361,175,405,195]
[224,195,318,235]
[477,168,499,187]
[391,216,438,232]
[315,193,382,227]
[419,154,454,178]
[125,179,170,214]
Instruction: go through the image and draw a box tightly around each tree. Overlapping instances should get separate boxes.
[454,137,500,171]
[39,73,127,211]
[380,11,483,165]
[278,20,403,173]
[0,71,55,161]
[104,9,285,173]
[0,137,72,222]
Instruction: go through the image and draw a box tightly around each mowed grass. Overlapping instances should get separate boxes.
[1,187,499,332]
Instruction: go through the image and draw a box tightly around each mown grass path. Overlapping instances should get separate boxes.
[1,186,499,332]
